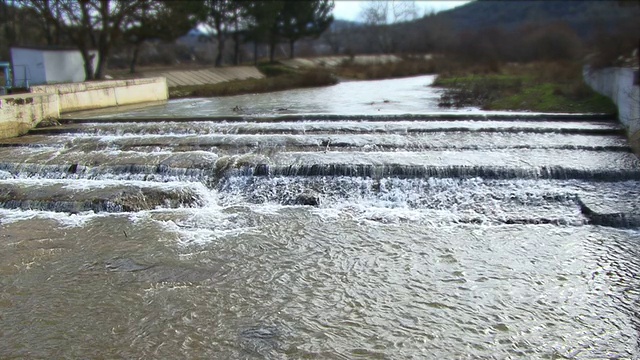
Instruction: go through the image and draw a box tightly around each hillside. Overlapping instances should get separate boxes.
[431,0,639,38]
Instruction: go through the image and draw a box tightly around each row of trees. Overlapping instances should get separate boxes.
[15,0,333,79]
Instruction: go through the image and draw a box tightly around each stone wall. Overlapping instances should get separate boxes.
[584,67,640,154]
[30,77,168,113]
[0,92,60,138]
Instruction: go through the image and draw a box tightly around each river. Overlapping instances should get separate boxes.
[1,75,639,358]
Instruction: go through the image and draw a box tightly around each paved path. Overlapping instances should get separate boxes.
[139,66,264,87]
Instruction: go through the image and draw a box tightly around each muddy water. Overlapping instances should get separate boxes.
[1,76,640,358]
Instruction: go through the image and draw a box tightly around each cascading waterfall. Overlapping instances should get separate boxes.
[1,114,639,223]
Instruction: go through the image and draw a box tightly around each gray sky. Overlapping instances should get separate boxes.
[333,1,471,22]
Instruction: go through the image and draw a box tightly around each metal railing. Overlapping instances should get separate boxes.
[11,64,31,89]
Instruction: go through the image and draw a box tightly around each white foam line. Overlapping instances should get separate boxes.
[0,208,112,227]
[0,178,209,192]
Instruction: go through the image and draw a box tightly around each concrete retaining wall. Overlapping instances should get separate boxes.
[30,77,168,113]
[0,92,60,138]
[140,67,264,87]
[584,67,640,154]
[0,77,167,139]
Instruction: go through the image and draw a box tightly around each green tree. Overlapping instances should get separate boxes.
[279,0,334,59]
[205,0,243,67]
[244,1,283,64]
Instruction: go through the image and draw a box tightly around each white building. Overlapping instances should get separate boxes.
[10,46,98,86]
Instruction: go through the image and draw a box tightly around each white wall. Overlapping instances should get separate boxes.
[44,50,97,84]
[584,67,640,133]
[10,48,45,86]
[10,48,98,86]
[30,77,168,113]
[584,66,640,155]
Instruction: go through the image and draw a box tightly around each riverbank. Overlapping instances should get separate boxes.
[169,66,337,99]
[167,59,436,99]
[166,59,616,115]
[432,61,617,113]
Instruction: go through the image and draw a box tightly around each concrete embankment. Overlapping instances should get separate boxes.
[30,77,168,113]
[0,77,167,139]
[584,67,640,154]
[0,92,60,138]
[137,66,264,87]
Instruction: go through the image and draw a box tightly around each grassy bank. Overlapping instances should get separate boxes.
[169,66,337,99]
[433,61,616,113]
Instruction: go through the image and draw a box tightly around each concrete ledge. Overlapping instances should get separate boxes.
[0,77,167,139]
[0,93,60,139]
[30,77,168,113]
[578,195,640,228]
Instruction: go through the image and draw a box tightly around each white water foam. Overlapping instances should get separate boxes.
[0,208,107,227]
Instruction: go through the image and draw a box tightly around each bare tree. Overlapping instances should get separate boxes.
[359,0,418,53]
[25,0,145,80]
[124,0,206,73]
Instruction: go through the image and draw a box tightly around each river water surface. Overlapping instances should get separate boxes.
[1,76,639,358]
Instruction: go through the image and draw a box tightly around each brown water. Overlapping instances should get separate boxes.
[1,76,640,358]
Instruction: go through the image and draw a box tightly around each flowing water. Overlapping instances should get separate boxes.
[1,76,640,359]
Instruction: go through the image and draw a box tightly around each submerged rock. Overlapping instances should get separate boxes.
[290,191,320,206]
[238,325,282,357]
[82,257,216,284]
[240,326,280,340]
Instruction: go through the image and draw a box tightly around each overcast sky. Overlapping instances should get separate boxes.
[333,1,471,22]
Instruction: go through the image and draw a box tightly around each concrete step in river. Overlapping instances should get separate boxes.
[0,114,638,226]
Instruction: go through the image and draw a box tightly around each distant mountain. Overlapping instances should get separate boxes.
[329,19,364,31]
[433,0,639,38]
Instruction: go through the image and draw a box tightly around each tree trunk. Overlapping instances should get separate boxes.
[253,42,259,65]
[215,37,225,67]
[233,32,240,65]
[129,43,141,74]
[289,39,295,59]
[269,41,276,63]
[80,48,95,81]
[94,42,110,80]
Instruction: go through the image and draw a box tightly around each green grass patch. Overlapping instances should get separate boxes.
[169,68,338,99]
[434,61,616,113]
[256,62,299,77]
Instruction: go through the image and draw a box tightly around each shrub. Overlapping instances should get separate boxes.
[257,63,298,77]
